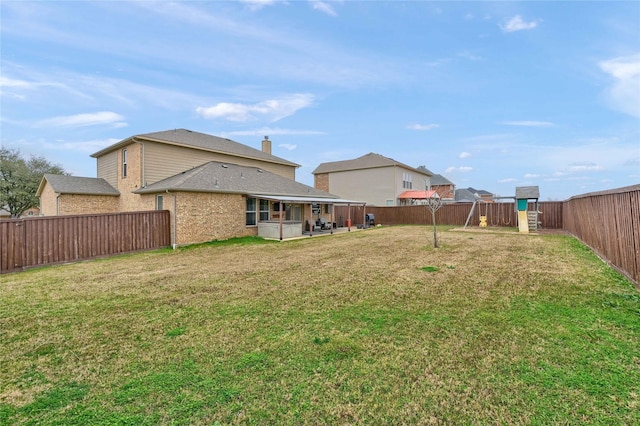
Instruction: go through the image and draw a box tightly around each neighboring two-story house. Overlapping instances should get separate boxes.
[312,153,433,206]
[416,166,456,202]
[37,129,361,245]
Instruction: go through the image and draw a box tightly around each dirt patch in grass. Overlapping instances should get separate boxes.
[1,226,638,424]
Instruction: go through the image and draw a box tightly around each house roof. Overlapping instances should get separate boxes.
[428,174,454,186]
[455,188,481,203]
[417,165,435,175]
[312,152,432,176]
[134,161,340,199]
[90,129,300,168]
[36,174,120,197]
[398,190,439,199]
[466,187,493,196]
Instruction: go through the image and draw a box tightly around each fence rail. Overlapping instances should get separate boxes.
[335,202,563,229]
[1,210,170,274]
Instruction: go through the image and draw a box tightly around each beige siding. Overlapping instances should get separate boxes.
[97,150,118,188]
[328,167,397,206]
[143,142,295,185]
[326,166,432,206]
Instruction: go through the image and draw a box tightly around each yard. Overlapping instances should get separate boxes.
[1,226,639,425]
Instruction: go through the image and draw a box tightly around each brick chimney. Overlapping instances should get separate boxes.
[261,136,271,155]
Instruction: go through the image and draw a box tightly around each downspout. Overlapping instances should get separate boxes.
[56,194,60,216]
[166,190,177,249]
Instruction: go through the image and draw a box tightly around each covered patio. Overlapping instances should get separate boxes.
[250,194,367,240]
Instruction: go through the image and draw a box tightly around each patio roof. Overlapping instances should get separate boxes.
[398,190,439,199]
[249,194,366,205]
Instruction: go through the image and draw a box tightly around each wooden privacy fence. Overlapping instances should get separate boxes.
[563,185,640,285]
[335,202,563,229]
[1,210,171,274]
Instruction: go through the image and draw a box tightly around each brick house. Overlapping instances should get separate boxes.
[312,152,433,206]
[37,129,362,245]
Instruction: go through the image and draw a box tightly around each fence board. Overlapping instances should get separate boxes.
[563,185,639,286]
[1,210,170,274]
[335,202,563,229]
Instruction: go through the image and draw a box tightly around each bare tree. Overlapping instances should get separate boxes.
[425,191,443,248]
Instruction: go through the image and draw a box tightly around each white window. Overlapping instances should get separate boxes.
[156,195,164,210]
[246,198,257,226]
[402,172,412,189]
[259,199,269,221]
[386,199,394,206]
[122,149,128,178]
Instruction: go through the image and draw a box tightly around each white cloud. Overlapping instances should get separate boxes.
[500,15,540,33]
[196,94,315,122]
[42,138,120,153]
[459,151,472,159]
[239,0,278,11]
[568,162,604,172]
[524,173,540,178]
[445,166,473,173]
[500,120,554,127]
[599,53,640,118]
[0,76,34,88]
[35,111,127,128]
[278,144,297,150]
[310,1,337,16]
[498,178,517,183]
[223,127,325,137]
[407,123,439,131]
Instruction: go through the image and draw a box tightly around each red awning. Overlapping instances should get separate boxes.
[398,190,439,199]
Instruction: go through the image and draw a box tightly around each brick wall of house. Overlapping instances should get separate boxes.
[314,173,329,192]
[39,183,59,216]
[116,142,150,212]
[174,192,256,245]
[58,194,119,215]
[433,184,454,199]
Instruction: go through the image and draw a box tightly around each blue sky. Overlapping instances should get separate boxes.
[1,1,638,201]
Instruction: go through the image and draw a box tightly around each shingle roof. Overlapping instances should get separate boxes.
[37,174,119,196]
[428,174,454,186]
[312,152,432,176]
[515,186,540,199]
[466,187,493,196]
[91,129,299,168]
[417,165,435,175]
[455,188,481,203]
[135,161,338,199]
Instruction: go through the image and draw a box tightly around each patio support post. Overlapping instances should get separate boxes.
[279,201,283,241]
[330,203,334,235]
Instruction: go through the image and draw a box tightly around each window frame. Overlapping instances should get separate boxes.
[122,148,128,178]
[259,199,270,221]
[246,197,257,226]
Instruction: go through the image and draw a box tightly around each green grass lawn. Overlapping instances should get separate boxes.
[1,226,638,425]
